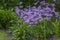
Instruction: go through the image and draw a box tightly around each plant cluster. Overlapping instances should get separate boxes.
[15,1,59,25]
[0,0,60,40]
[11,0,60,40]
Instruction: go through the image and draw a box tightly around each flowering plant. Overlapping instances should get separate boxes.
[15,1,59,24]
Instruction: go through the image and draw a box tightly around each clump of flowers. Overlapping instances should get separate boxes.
[15,1,59,24]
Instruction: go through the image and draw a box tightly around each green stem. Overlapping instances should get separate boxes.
[52,19,59,40]
[43,20,46,40]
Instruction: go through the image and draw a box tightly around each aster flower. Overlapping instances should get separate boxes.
[25,19,30,23]
[44,14,52,17]
[46,3,49,7]
[54,12,59,17]
[19,6,23,8]
[15,0,59,25]
[44,7,51,13]
[39,17,43,21]
[32,6,36,9]
[15,7,20,15]
[40,1,46,5]
[52,7,55,12]
[50,3,55,7]
[45,17,51,20]
[24,8,29,12]
[37,6,42,10]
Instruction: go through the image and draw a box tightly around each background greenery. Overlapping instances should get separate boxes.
[0,0,60,10]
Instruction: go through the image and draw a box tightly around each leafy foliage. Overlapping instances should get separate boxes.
[0,9,18,29]
[10,18,60,40]
[0,0,21,10]
[0,0,35,10]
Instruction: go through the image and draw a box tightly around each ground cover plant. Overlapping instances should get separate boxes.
[10,0,60,40]
[0,0,60,40]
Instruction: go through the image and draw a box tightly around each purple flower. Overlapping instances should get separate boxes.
[15,7,20,14]
[34,21,38,24]
[44,14,52,17]
[52,7,55,12]
[23,16,28,20]
[32,6,36,9]
[15,0,59,25]
[24,8,29,12]
[40,1,46,5]
[45,17,51,20]
[44,7,51,12]
[50,3,55,7]
[38,17,43,21]
[54,12,59,17]
[19,6,23,8]
[37,6,42,10]
[46,3,49,7]
[25,19,30,23]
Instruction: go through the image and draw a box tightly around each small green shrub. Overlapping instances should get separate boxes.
[0,0,34,10]
[0,9,18,29]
